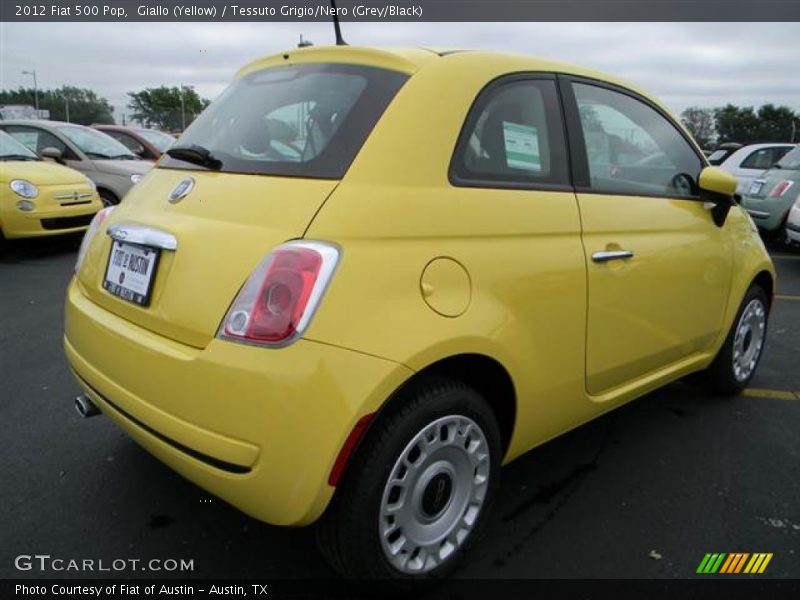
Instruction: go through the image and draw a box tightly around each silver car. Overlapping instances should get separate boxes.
[0,120,152,206]
[714,143,796,196]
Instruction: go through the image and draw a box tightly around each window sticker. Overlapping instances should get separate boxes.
[502,121,541,172]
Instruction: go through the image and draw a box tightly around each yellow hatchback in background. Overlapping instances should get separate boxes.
[65,46,775,584]
[0,130,101,241]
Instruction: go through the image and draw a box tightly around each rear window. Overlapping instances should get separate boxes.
[777,146,800,170]
[160,63,408,179]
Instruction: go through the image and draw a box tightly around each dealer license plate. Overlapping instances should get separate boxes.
[103,240,160,306]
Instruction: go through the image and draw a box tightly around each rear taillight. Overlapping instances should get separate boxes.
[75,206,114,273]
[768,180,794,198]
[218,241,340,347]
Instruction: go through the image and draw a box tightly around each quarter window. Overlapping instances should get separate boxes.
[572,83,702,198]
[451,78,569,187]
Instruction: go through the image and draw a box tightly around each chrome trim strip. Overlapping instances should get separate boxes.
[592,250,634,263]
[107,223,178,251]
[55,192,93,199]
[746,209,770,219]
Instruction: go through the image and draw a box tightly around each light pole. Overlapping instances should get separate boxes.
[64,96,70,123]
[179,84,186,132]
[21,70,38,111]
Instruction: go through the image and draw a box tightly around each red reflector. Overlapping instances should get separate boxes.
[328,413,374,487]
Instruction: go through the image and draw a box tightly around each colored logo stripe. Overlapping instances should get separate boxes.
[697,553,773,574]
[697,553,726,573]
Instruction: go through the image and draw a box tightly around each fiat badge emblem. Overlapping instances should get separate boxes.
[169,178,195,203]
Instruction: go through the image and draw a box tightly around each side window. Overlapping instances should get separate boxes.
[108,131,143,154]
[3,126,76,160]
[741,148,775,170]
[451,78,569,187]
[572,83,702,198]
[741,146,792,170]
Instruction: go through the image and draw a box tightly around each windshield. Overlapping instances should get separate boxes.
[707,149,730,165]
[0,130,40,160]
[161,63,408,179]
[777,146,800,170]
[56,124,136,159]
[136,128,175,152]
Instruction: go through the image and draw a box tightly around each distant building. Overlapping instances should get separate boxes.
[0,105,50,120]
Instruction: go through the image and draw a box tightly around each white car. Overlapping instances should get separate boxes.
[786,199,800,244]
[715,143,796,195]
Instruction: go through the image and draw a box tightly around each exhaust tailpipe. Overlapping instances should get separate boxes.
[75,394,101,418]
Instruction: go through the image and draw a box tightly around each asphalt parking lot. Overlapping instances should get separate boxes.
[1,234,798,583]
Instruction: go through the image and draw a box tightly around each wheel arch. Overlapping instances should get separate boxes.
[400,353,517,457]
[330,352,517,491]
[752,269,775,311]
[96,186,120,205]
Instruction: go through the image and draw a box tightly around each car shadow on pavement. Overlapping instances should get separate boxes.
[0,233,83,264]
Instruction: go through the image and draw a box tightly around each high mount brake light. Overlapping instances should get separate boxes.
[218,241,340,347]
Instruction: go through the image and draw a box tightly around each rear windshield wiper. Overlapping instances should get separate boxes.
[165,145,222,170]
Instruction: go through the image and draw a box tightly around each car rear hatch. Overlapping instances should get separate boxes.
[75,60,410,349]
[77,170,337,348]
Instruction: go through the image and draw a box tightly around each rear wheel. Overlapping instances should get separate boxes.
[701,285,769,395]
[316,377,501,588]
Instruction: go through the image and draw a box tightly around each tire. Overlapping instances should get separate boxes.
[316,376,502,590]
[701,285,769,396]
[99,189,119,207]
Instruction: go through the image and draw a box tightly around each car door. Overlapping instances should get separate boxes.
[560,78,733,398]
[446,74,590,443]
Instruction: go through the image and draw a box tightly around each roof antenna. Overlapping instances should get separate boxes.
[298,34,313,48]
[330,0,347,46]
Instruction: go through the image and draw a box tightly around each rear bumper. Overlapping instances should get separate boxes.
[740,197,792,233]
[64,278,412,526]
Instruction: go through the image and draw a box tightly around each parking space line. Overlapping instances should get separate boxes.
[742,388,800,401]
[775,294,800,301]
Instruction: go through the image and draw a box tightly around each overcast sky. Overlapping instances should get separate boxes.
[1,22,798,122]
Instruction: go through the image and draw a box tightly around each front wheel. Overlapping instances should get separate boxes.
[99,189,119,207]
[316,377,501,587]
[701,284,769,395]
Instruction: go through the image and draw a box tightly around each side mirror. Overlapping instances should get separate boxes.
[698,166,737,227]
[40,146,64,164]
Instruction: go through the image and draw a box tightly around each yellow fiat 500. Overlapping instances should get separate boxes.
[65,46,775,582]
[0,130,101,241]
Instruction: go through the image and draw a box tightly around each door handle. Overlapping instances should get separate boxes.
[592,250,634,263]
